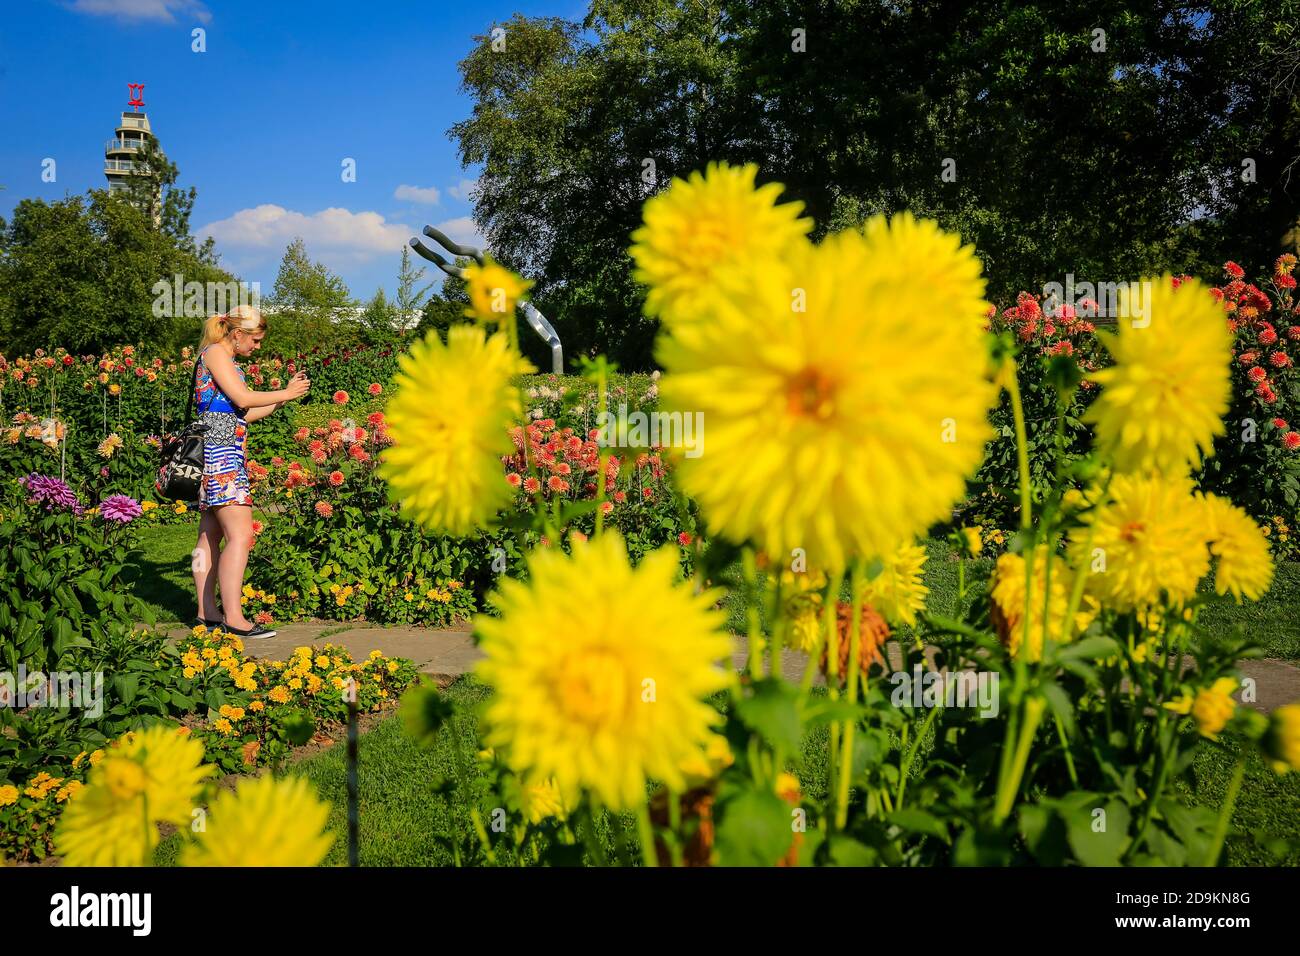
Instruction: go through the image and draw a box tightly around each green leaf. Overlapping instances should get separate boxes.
[713,785,795,867]
[889,808,949,842]
[1062,796,1131,866]
[733,678,804,752]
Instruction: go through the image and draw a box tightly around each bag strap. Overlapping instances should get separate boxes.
[182,355,200,425]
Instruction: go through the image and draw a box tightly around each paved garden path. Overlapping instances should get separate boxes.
[161,622,1300,714]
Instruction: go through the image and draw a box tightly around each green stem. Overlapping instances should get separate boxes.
[1204,757,1247,867]
[1005,357,1033,531]
[897,703,942,809]
[741,549,764,679]
[835,562,864,827]
[594,364,609,537]
[635,802,658,867]
[994,697,1045,823]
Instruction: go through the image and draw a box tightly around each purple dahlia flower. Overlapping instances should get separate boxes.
[98,494,143,523]
[20,473,84,516]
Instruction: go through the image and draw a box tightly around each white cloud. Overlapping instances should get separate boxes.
[394,184,441,205]
[68,0,212,23]
[198,205,413,264]
[448,178,478,202]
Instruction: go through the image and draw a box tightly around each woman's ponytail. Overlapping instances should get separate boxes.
[198,312,229,351]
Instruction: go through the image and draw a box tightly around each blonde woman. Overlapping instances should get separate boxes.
[192,305,310,638]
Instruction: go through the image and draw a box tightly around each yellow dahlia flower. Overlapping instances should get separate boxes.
[779,568,827,653]
[474,533,734,809]
[862,540,929,627]
[1069,473,1211,613]
[519,778,567,825]
[1265,704,1300,774]
[1165,677,1238,740]
[1199,493,1274,602]
[182,775,334,866]
[656,218,995,571]
[380,325,533,534]
[630,161,812,327]
[57,725,211,866]
[1086,277,1232,474]
[462,255,533,323]
[989,545,1095,661]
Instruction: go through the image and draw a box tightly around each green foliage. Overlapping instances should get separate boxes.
[0,191,235,355]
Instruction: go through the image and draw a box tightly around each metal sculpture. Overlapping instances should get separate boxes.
[409,225,564,374]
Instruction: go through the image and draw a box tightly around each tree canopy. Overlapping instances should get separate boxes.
[450,0,1300,369]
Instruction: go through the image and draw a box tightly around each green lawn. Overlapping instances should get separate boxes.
[158,675,1292,867]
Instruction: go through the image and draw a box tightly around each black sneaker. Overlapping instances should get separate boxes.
[222,620,278,639]
[193,616,224,629]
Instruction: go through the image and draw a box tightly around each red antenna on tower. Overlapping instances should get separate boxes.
[127,83,145,109]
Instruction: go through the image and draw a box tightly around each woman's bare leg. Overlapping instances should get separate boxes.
[193,509,224,619]
[213,503,256,629]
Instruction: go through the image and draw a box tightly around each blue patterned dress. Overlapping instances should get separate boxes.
[195,345,252,509]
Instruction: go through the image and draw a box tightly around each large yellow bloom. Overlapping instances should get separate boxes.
[630,161,812,327]
[380,325,533,534]
[1086,277,1232,474]
[861,540,929,627]
[656,216,995,571]
[182,775,334,866]
[989,545,1096,661]
[474,533,733,809]
[1199,493,1274,602]
[1069,473,1210,613]
[462,255,533,323]
[56,726,211,867]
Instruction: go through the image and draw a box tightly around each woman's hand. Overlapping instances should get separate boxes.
[284,372,311,401]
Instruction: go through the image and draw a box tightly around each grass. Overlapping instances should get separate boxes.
[175,674,1290,867]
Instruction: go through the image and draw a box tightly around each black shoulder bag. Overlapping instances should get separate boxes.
[154,352,213,502]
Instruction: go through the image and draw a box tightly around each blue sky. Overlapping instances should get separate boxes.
[1,0,586,300]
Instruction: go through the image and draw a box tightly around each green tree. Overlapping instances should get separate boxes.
[267,238,357,354]
[120,137,218,264]
[0,190,233,355]
[450,0,1300,368]
[358,287,400,348]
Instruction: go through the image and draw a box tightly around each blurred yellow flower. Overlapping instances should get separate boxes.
[1086,277,1232,474]
[861,540,929,627]
[656,215,994,571]
[1265,704,1300,773]
[462,255,533,323]
[475,533,733,809]
[182,775,334,866]
[629,161,812,329]
[381,325,533,535]
[57,726,212,866]
[1199,493,1274,602]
